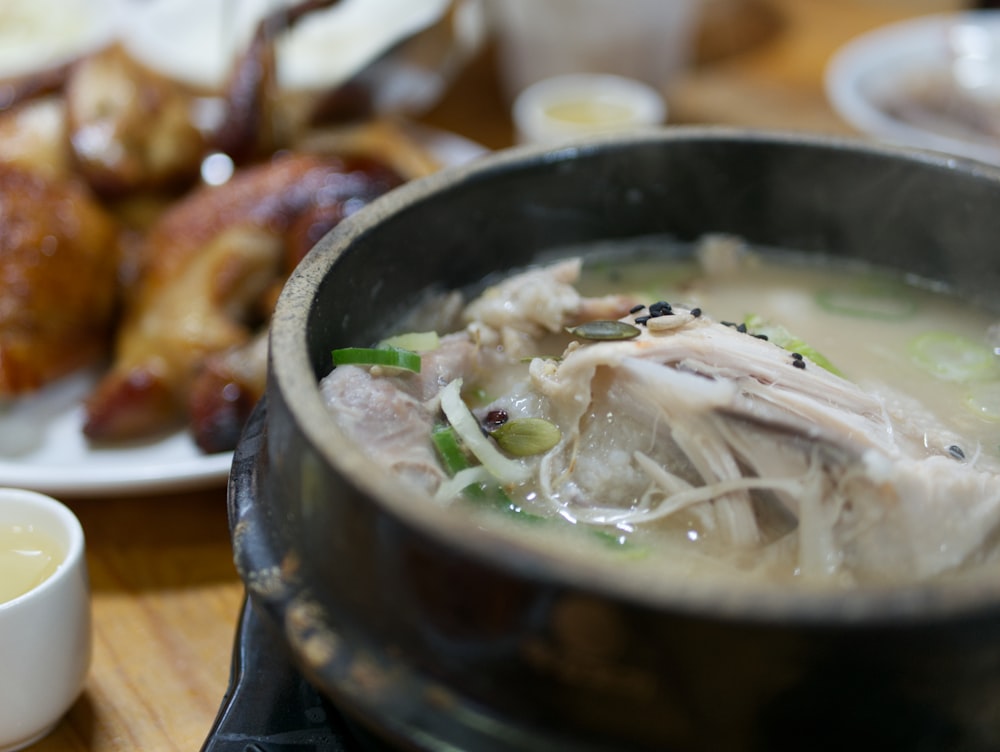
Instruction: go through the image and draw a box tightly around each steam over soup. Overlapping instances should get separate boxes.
[320,238,1000,588]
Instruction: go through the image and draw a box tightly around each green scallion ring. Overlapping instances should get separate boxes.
[331,346,421,373]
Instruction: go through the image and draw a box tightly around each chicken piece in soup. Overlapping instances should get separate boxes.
[320,241,1000,588]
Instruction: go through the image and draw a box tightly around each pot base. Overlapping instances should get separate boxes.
[200,596,384,752]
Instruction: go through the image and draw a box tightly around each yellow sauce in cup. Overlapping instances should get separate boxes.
[0,523,62,604]
[513,73,666,145]
[543,99,638,127]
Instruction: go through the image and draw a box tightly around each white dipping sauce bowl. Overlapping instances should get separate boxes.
[0,488,90,752]
[513,73,666,145]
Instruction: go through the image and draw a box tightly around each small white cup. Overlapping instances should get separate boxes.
[0,488,90,752]
[513,73,666,145]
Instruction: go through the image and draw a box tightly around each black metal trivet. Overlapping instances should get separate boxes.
[200,596,392,752]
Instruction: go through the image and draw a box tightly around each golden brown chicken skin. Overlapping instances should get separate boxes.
[64,43,207,197]
[82,151,403,448]
[0,162,121,395]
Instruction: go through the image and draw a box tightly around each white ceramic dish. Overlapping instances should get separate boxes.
[0,488,90,752]
[0,369,232,498]
[826,11,1000,165]
[0,127,487,499]
[512,73,666,145]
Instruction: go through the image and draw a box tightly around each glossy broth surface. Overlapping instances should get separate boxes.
[576,251,1000,461]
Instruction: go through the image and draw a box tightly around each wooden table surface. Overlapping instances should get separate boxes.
[31,1,969,749]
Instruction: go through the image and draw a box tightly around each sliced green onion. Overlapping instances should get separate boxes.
[439,378,531,484]
[430,452,527,513]
[431,424,471,475]
[566,320,641,341]
[816,284,916,321]
[490,418,561,457]
[379,330,440,352]
[431,424,541,512]
[743,315,844,377]
[908,332,996,382]
[332,346,421,373]
[964,382,1000,422]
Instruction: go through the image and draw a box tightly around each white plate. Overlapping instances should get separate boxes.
[412,122,490,168]
[0,127,487,498]
[0,369,233,498]
[117,0,453,91]
[826,11,1000,165]
[0,0,117,79]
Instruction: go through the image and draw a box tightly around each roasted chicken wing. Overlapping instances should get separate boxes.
[83,151,403,447]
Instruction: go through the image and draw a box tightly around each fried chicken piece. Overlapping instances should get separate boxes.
[64,44,207,196]
[0,163,121,395]
[83,151,403,445]
[209,0,343,163]
[0,96,71,179]
[188,329,270,453]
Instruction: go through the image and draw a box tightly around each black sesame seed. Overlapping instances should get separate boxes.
[629,303,646,314]
[690,308,702,318]
[754,334,769,341]
[649,301,672,316]
[722,321,736,328]
[634,315,651,325]
[736,323,748,334]
[792,359,806,369]
[791,352,804,360]
[948,444,966,460]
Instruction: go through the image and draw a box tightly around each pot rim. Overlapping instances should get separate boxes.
[270,125,1000,624]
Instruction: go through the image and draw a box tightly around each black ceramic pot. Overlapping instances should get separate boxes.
[229,128,1000,752]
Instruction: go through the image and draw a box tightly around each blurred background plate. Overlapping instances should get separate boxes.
[826,10,1000,165]
[117,0,486,116]
[0,0,117,79]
